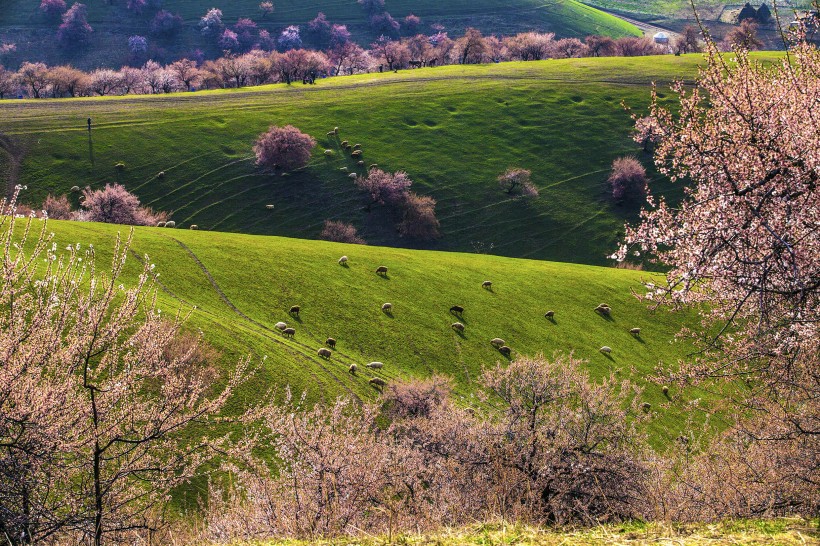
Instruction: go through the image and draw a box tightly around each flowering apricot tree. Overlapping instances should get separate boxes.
[615,33,819,434]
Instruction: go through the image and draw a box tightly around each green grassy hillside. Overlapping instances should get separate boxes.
[37,218,700,444]
[1,55,718,266]
[0,0,640,69]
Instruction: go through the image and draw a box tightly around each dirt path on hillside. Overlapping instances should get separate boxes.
[599,8,683,41]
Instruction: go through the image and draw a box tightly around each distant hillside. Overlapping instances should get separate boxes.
[0,0,639,70]
[0,55,725,266]
[37,219,702,444]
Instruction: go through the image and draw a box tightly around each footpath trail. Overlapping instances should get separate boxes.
[600,8,682,41]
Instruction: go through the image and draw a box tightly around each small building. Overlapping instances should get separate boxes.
[653,32,670,45]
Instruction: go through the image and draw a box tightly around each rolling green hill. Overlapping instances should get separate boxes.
[36,218,701,444]
[1,55,719,266]
[0,0,640,70]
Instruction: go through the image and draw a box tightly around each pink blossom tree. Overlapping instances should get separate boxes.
[614,34,820,443]
[320,220,366,244]
[254,125,316,171]
[498,167,538,197]
[57,3,93,44]
[607,156,647,201]
[355,168,412,207]
[39,0,66,19]
[81,183,166,225]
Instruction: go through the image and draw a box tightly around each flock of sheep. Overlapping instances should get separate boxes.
[269,255,648,392]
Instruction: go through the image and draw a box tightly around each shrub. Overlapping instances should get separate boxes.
[278,25,302,51]
[39,0,66,18]
[199,8,224,37]
[128,35,148,56]
[607,156,647,201]
[357,0,385,15]
[57,3,93,44]
[253,125,316,171]
[150,10,183,38]
[218,29,240,50]
[41,193,72,220]
[259,1,274,18]
[370,12,400,35]
[81,183,167,226]
[233,18,258,51]
[403,14,421,34]
[320,220,367,245]
[355,168,412,206]
[398,192,440,240]
[498,167,538,197]
[306,12,332,47]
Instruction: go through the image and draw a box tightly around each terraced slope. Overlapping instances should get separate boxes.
[35,219,702,443]
[1,55,724,266]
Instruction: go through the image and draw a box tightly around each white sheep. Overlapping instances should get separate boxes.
[189,225,198,230]
[369,377,386,388]
[274,322,287,331]
[266,204,275,210]
[381,303,392,312]
[451,322,465,332]
[164,221,176,228]
[599,346,612,354]
[376,266,388,275]
[630,328,641,335]
[318,348,332,359]
[499,345,512,356]
[482,280,493,289]
[545,310,555,318]
[491,338,505,347]
[338,256,348,265]
[366,362,384,369]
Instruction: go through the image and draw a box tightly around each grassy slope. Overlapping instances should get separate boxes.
[0,0,639,69]
[233,519,818,545]
[0,0,640,34]
[2,55,722,266]
[40,218,701,444]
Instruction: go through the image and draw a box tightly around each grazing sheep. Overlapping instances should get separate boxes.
[324,149,334,156]
[642,402,652,411]
[190,225,198,230]
[366,362,384,369]
[595,304,611,315]
[275,322,287,331]
[353,144,362,150]
[165,221,176,228]
[499,345,512,357]
[451,322,465,332]
[318,347,332,359]
[491,338,505,347]
[358,161,365,166]
[599,346,612,354]
[338,256,348,265]
[381,303,392,312]
[482,280,493,289]
[326,131,336,137]
[340,167,349,172]
[348,173,358,179]
[266,204,275,210]
[349,364,357,375]
[334,127,340,134]
[545,310,555,318]
[283,327,296,338]
[351,150,362,157]
[376,266,388,276]
[326,337,336,348]
[662,385,669,395]
[289,305,300,316]
[369,164,378,170]
[449,305,464,315]
[630,328,641,335]
[369,377,386,388]
[341,140,349,147]
[71,185,81,192]
[157,171,165,179]
[156,221,166,228]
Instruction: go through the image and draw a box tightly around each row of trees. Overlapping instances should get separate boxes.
[1,27,709,99]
